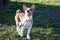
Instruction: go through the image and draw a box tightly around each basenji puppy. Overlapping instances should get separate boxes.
[15,4,35,39]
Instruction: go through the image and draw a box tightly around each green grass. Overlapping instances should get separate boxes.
[0,25,55,40]
[10,0,60,6]
[0,25,40,40]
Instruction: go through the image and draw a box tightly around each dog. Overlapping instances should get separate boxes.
[15,4,35,39]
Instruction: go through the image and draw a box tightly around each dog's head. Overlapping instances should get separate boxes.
[23,4,35,16]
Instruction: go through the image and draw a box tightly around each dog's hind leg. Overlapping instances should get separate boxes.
[16,22,23,37]
[20,25,25,37]
[17,22,25,37]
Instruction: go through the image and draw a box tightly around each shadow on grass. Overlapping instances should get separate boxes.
[0,1,60,28]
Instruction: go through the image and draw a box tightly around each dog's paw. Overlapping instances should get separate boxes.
[19,33,23,37]
[27,35,30,40]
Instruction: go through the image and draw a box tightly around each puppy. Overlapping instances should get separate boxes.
[15,4,35,39]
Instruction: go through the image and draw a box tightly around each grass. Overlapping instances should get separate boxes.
[10,0,60,6]
[0,25,40,40]
[0,25,55,40]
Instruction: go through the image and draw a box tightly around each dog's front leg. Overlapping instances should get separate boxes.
[27,24,32,39]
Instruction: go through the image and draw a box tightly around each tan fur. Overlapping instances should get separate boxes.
[15,13,25,26]
[15,12,33,26]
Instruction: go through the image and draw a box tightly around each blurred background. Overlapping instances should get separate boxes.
[0,0,60,40]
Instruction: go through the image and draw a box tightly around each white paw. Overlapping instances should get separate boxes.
[19,33,23,37]
[27,35,30,39]
[20,34,23,37]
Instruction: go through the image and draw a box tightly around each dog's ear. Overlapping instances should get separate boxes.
[31,4,35,11]
[23,4,27,11]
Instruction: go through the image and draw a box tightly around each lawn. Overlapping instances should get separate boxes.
[0,25,55,40]
[0,25,40,40]
[10,0,60,6]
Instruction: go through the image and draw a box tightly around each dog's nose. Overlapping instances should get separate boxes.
[27,11,29,13]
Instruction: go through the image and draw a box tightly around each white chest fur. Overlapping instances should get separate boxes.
[25,15,32,21]
[22,15,32,25]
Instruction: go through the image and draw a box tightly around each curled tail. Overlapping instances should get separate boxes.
[16,9,21,14]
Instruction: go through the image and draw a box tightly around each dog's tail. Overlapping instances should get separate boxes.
[16,9,21,14]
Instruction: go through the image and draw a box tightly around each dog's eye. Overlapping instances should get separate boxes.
[27,11,29,13]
